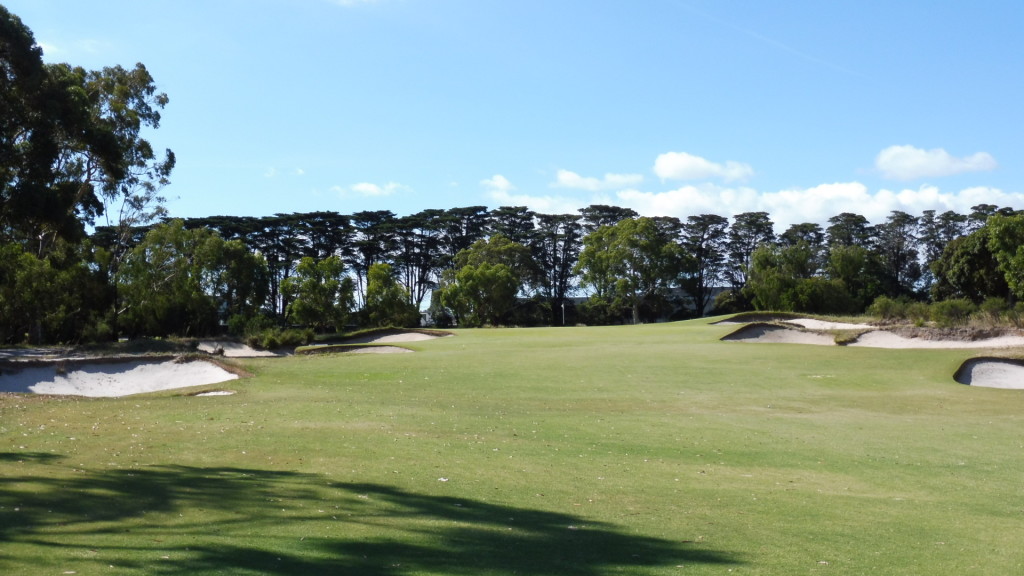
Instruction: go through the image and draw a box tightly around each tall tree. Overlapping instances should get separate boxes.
[576,217,687,324]
[487,205,536,246]
[578,204,639,234]
[392,209,446,309]
[349,210,397,306]
[281,255,354,332]
[532,213,584,323]
[874,210,921,296]
[825,212,874,248]
[725,211,775,292]
[680,214,729,316]
[364,262,419,327]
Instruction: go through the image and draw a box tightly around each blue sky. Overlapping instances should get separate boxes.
[9,0,1024,230]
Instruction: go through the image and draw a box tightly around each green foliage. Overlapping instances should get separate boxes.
[244,327,314,350]
[931,228,1008,303]
[985,213,1024,299]
[281,256,354,332]
[576,217,686,324]
[117,221,225,337]
[930,298,976,327]
[437,262,519,327]
[364,263,419,327]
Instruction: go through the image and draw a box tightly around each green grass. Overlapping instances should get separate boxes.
[2,318,1023,575]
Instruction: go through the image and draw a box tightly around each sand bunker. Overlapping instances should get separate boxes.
[0,358,238,398]
[722,323,837,346]
[197,341,282,357]
[849,331,1024,349]
[954,358,1024,389]
[341,330,449,344]
[724,318,1024,350]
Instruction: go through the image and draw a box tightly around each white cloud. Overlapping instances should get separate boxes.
[875,145,997,181]
[551,169,643,191]
[482,175,586,214]
[37,41,59,56]
[333,0,379,6]
[614,182,1024,232]
[653,151,754,183]
[341,181,409,197]
[480,174,516,194]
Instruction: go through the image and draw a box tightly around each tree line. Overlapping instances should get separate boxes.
[3,6,1023,345]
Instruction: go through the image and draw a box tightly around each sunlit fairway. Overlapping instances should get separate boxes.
[2,318,1023,575]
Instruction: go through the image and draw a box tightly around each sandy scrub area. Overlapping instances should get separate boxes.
[0,358,238,398]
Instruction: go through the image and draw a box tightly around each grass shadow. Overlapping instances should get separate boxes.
[0,462,741,575]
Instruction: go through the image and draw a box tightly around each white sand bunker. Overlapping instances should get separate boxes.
[955,358,1024,389]
[849,331,1024,349]
[722,323,836,346]
[0,358,238,398]
[197,341,282,357]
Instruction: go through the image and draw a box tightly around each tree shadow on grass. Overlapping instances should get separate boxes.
[1,461,741,575]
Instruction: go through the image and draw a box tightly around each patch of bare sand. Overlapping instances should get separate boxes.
[0,358,238,397]
[955,358,1024,389]
[721,324,836,346]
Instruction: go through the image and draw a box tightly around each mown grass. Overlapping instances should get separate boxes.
[2,318,1023,575]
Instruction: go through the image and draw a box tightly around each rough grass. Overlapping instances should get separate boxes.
[2,318,1023,575]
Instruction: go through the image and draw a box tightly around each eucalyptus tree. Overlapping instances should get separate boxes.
[576,217,687,324]
[117,220,227,337]
[365,262,420,327]
[931,229,1008,303]
[281,255,354,332]
[985,213,1024,301]
[435,234,534,327]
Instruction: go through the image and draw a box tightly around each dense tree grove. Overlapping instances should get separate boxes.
[2,6,1024,344]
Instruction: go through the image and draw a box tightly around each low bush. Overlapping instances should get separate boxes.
[931,298,976,327]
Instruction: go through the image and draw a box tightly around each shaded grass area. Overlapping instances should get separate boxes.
[2,318,1024,574]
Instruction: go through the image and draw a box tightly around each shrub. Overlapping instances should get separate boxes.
[975,297,1009,325]
[931,299,976,327]
[868,295,904,320]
